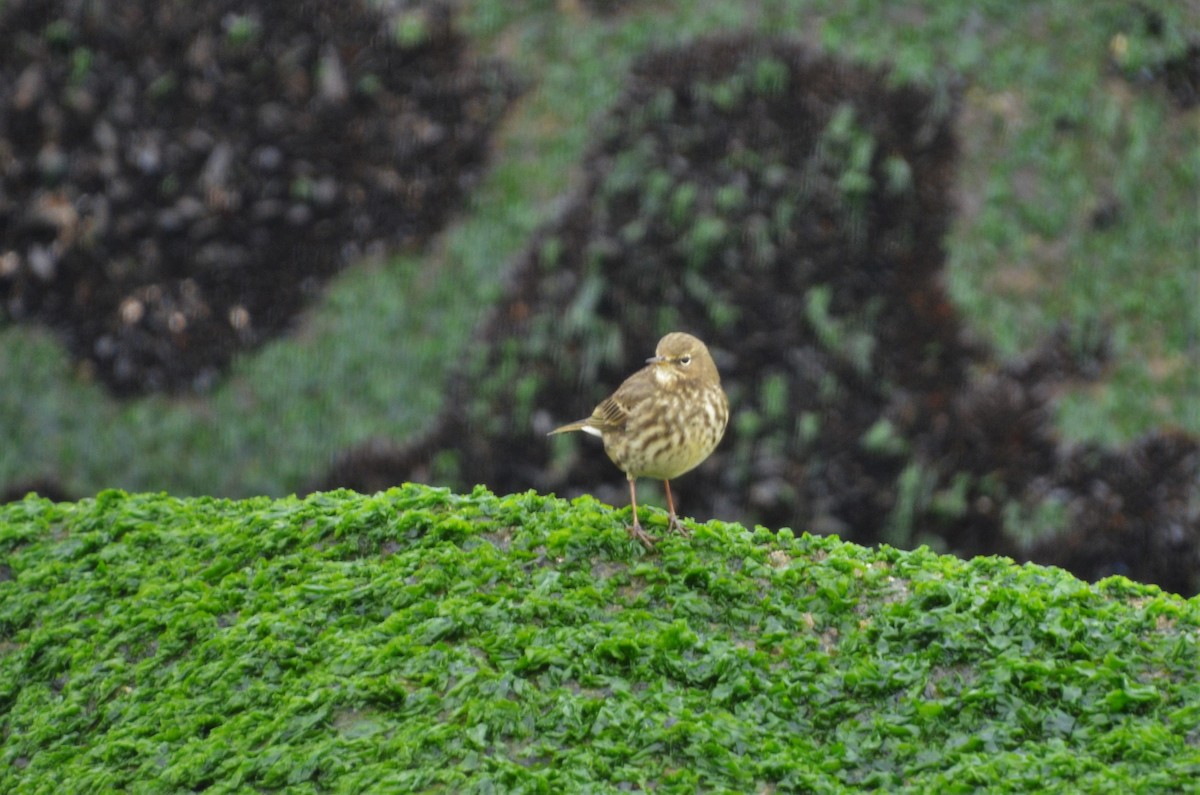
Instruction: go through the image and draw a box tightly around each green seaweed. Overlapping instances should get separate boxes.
[2,486,1197,792]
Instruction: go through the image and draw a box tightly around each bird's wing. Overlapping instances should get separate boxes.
[588,396,629,430]
[588,366,655,431]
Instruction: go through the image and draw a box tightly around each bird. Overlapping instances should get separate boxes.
[548,332,729,546]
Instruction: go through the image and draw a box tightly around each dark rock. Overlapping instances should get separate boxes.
[0,0,519,395]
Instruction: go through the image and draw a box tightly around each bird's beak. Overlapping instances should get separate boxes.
[646,355,665,364]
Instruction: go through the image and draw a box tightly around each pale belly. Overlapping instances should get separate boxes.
[604,383,728,480]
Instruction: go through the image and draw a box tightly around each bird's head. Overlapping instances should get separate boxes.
[647,332,721,385]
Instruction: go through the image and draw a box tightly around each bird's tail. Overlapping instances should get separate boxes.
[548,419,591,435]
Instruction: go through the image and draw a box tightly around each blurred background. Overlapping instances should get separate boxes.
[1,0,1198,592]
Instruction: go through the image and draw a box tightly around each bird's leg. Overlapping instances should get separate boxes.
[627,476,657,547]
[662,480,690,538]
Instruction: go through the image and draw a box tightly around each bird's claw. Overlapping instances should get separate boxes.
[628,521,658,548]
[667,516,692,538]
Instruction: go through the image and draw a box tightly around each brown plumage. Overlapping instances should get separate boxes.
[549,332,729,546]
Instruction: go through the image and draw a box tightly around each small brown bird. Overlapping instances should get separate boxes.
[549,332,729,546]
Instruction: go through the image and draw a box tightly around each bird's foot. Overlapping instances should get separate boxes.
[628,520,658,548]
[667,515,692,539]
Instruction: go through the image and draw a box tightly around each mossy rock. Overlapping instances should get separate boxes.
[2,487,1199,791]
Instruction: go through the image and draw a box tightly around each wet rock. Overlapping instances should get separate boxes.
[0,0,519,394]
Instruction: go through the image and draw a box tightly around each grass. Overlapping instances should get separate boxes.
[1,0,1198,496]
[2,485,1198,792]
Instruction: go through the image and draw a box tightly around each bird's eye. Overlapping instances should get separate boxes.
[679,355,692,366]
